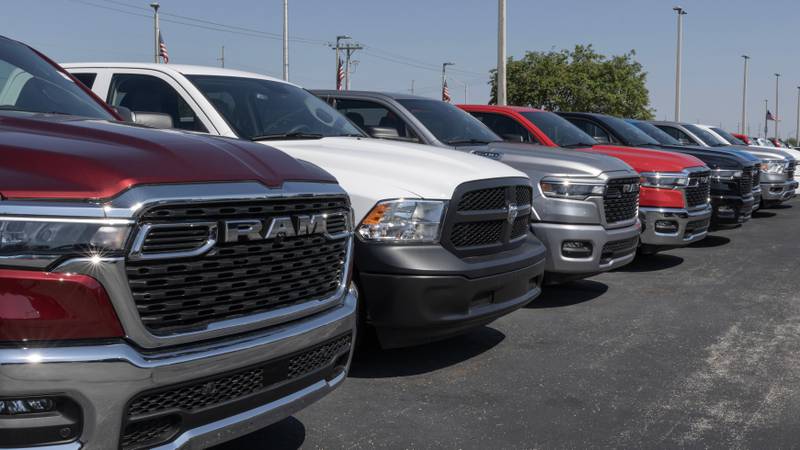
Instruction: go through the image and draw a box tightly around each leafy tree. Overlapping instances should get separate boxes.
[490,45,655,120]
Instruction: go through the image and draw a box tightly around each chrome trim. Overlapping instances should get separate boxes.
[128,222,218,261]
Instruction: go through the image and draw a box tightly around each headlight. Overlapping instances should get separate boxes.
[540,179,605,200]
[639,172,689,188]
[358,200,445,243]
[710,169,742,180]
[0,218,131,268]
[762,160,788,174]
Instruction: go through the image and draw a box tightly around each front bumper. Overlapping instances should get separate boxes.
[0,288,358,450]
[761,180,797,203]
[639,204,712,248]
[355,235,546,348]
[711,194,754,225]
[531,221,639,277]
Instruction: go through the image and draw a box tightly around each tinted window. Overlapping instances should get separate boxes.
[683,124,727,147]
[0,38,113,119]
[328,98,418,141]
[72,72,97,89]
[597,115,659,146]
[471,112,538,143]
[655,125,695,145]
[108,73,206,132]
[395,99,501,145]
[568,118,615,144]
[711,127,745,145]
[188,75,361,140]
[629,120,681,146]
[519,111,596,147]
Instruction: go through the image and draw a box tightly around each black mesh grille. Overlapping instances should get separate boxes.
[603,177,640,223]
[510,216,529,239]
[121,416,178,450]
[601,236,639,259]
[738,167,754,195]
[457,187,506,211]
[686,171,711,207]
[685,218,710,237]
[515,186,532,205]
[288,334,352,378]
[450,221,504,247]
[139,224,212,255]
[787,161,795,180]
[127,197,349,334]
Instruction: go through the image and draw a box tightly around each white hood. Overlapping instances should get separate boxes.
[259,137,528,221]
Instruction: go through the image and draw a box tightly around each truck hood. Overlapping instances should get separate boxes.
[475,142,636,178]
[643,144,755,169]
[0,113,333,200]
[588,144,706,173]
[738,145,799,161]
[257,137,528,221]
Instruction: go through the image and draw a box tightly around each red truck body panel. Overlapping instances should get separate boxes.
[0,113,335,200]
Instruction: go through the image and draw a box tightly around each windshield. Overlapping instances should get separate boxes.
[629,120,681,145]
[0,37,113,119]
[395,99,501,145]
[602,115,660,146]
[684,124,727,147]
[519,111,596,147]
[187,75,363,140]
[711,127,745,146]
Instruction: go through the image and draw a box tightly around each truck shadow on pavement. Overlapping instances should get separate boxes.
[213,416,305,450]
[752,210,777,218]
[349,326,505,379]
[613,253,683,273]
[688,234,731,248]
[527,279,608,309]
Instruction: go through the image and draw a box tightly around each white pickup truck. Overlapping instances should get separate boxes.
[65,63,547,349]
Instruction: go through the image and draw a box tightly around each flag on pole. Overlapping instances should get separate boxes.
[766,110,776,121]
[442,80,451,103]
[159,31,170,63]
[336,57,345,91]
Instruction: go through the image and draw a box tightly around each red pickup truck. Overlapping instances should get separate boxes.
[460,105,712,253]
[0,35,356,449]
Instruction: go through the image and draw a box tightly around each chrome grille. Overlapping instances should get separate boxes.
[603,177,640,223]
[685,171,711,208]
[126,197,349,334]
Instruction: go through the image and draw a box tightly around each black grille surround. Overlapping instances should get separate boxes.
[120,334,352,450]
[442,178,532,258]
[685,170,711,208]
[787,160,796,181]
[753,164,762,187]
[125,196,350,335]
[603,177,640,224]
[738,166,754,195]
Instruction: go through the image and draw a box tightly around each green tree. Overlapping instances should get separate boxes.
[490,45,655,119]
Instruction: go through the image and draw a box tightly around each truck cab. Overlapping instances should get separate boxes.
[64,63,547,349]
[0,36,358,450]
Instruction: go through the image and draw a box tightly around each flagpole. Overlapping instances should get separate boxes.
[442,62,454,102]
[764,99,769,139]
[774,73,780,140]
[150,2,160,63]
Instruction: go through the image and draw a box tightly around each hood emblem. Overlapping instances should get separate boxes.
[506,203,519,224]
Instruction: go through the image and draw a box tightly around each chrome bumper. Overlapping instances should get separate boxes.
[0,287,358,450]
[639,205,712,247]
[531,221,640,275]
[761,180,797,202]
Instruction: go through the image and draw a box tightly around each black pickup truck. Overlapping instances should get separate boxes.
[559,112,761,226]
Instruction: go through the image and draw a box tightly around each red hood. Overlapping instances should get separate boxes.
[583,145,705,173]
[0,114,335,200]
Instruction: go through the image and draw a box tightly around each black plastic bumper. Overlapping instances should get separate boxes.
[355,235,547,348]
[711,194,754,225]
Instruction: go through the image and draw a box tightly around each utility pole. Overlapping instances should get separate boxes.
[410,80,415,94]
[282,0,289,81]
[673,6,687,121]
[332,35,350,88]
[343,42,362,90]
[795,86,800,144]
[150,2,160,63]
[442,62,454,100]
[497,0,507,105]
[740,55,749,134]
[218,46,225,68]
[774,73,781,139]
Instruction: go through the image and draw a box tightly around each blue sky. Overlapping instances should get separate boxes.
[4,0,800,137]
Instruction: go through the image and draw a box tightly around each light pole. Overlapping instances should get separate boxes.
[795,86,800,144]
[497,0,507,105]
[442,62,454,100]
[150,2,160,64]
[282,0,288,81]
[673,6,687,121]
[740,55,749,134]
[774,73,781,140]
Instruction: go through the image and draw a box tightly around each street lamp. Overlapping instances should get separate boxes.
[774,73,781,140]
[673,6,687,122]
[740,55,749,134]
[795,86,799,144]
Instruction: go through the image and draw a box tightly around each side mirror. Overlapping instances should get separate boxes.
[594,135,610,144]
[132,111,174,129]
[502,133,525,143]
[111,106,134,122]
[367,126,401,140]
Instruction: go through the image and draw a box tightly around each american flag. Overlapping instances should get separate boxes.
[336,57,344,90]
[766,110,776,121]
[442,80,451,103]
[159,31,170,64]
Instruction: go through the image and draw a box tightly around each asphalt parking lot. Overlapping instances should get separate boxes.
[220,200,800,449]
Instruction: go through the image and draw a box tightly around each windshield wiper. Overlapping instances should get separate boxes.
[561,142,595,148]
[447,138,498,146]
[251,132,324,141]
[332,133,364,137]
